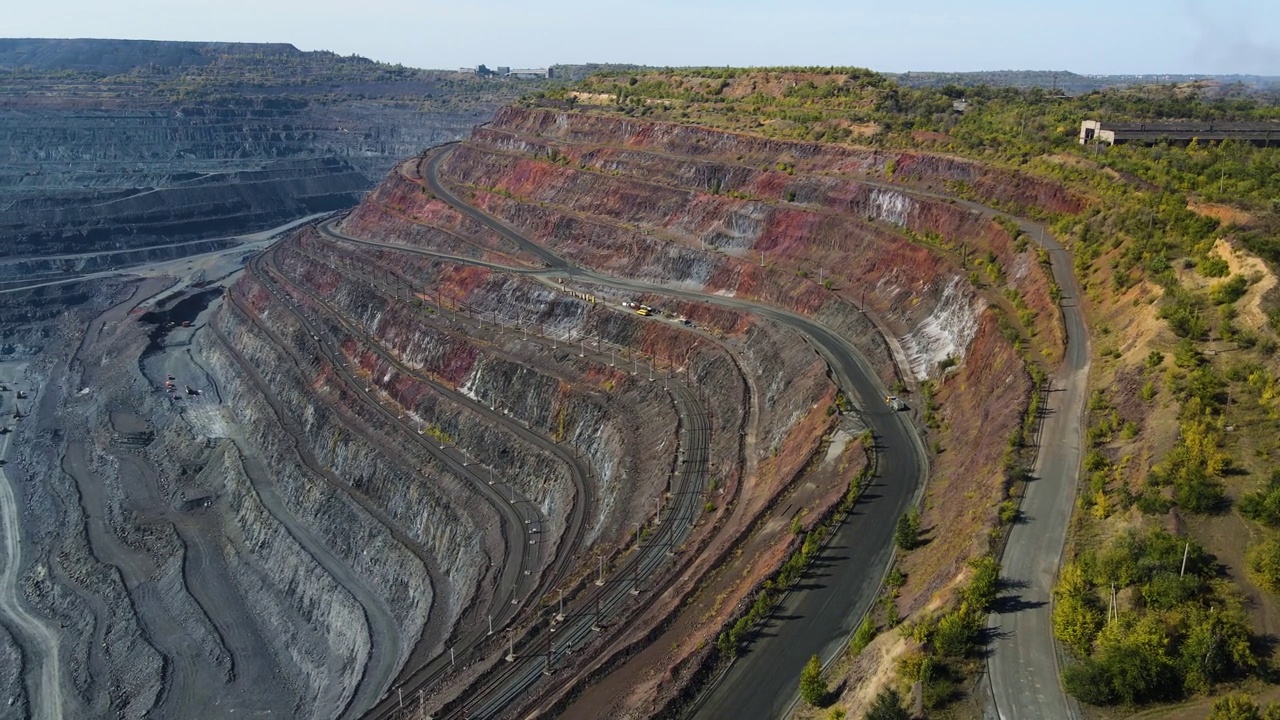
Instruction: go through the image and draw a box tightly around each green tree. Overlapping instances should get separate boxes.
[800,654,828,707]
[962,555,1001,611]
[850,617,877,655]
[864,687,909,720]
[1053,563,1103,656]
[932,608,980,657]
[894,508,921,550]
[1053,593,1104,657]
[1179,607,1257,693]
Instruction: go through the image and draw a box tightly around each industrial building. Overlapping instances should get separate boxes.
[1080,119,1280,146]
[457,64,553,79]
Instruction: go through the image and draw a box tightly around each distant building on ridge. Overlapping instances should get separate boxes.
[1080,119,1280,146]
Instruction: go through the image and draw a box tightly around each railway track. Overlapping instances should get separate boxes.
[273,237,714,719]
[252,240,719,719]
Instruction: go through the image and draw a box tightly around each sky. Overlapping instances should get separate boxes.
[5,0,1279,76]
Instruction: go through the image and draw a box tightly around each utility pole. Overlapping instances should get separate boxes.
[1181,541,1190,577]
[596,554,605,586]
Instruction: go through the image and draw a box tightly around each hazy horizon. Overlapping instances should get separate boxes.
[5,0,1278,76]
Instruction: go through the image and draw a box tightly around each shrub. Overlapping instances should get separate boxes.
[1247,537,1280,594]
[963,556,1001,611]
[1053,563,1103,657]
[1211,275,1250,305]
[932,608,980,657]
[864,687,909,720]
[1198,254,1231,278]
[1239,471,1280,527]
[1208,694,1262,720]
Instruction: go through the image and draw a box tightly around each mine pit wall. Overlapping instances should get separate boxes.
[899,311,1032,615]
[339,168,543,266]
[210,440,370,717]
[443,138,1060,377]
[8,281,168,718]
[0,623,25,717]
[0,236,241,286]
[437,110,1051,704]
[0,157,370,257]
[478,107,1088,216]
[278,240,679,547]
[61,280,381,719]
[208,299,472,658]
[287,226,829,569]
[276,251,577,549]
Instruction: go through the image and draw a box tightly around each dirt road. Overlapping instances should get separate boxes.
[0,429,64,720]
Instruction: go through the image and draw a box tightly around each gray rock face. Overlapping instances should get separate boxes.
[0,39,539,259]
[0,108,484,257]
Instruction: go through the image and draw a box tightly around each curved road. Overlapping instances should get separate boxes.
[292,235,714,720]
[245,248,608,719]
[846,178,1089,720]
[0,429,65,720]
[326,144,930,718]
[985,220,1088,720]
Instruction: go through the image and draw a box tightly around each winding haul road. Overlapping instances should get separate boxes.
[316,144,929,717]
[0,423,64,720]
[986,218,1088,720]
[845,179,1089,720]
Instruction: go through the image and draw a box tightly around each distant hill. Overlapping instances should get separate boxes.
[0,38,565,258]
[889,69,1280,93]
[0,38,303,75]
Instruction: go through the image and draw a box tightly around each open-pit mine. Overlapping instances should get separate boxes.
[0,98,1072,719]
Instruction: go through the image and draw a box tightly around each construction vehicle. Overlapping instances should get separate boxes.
[885,395,906,411]
[636,307,651,316]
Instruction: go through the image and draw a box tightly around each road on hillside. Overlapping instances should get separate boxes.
[985,219,1087,720]
[0,422,65,720]
[326,143,930,718]
[848,178,1089,720]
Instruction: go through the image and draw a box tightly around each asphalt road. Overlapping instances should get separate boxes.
[0,420,65,720]
[845,178,1090,720]
[345,145,930,718]
[986,219,1088,720]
